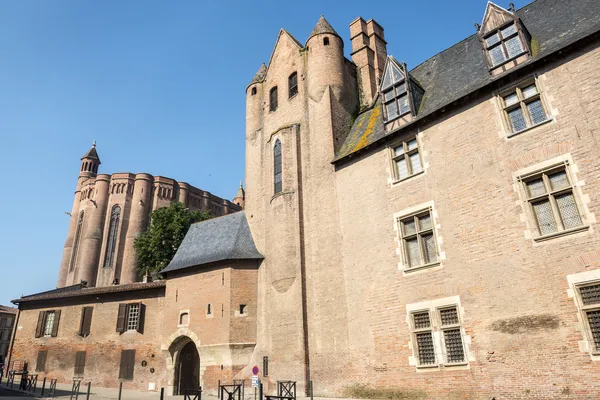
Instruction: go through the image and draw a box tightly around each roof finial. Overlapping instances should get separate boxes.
[240,180,243,188]
[92,140,96,148]
[474,22,481,32]
[508,2,515,12]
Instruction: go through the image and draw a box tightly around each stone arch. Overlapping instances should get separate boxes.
[161,328,206,396]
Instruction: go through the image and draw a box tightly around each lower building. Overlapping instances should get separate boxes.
[0,306,17,367]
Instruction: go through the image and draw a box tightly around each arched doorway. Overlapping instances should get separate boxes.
[176,341,200,395]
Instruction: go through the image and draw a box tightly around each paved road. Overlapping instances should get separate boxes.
[0,387,34,397]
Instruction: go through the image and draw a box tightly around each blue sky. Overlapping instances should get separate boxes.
[0,0,530,305]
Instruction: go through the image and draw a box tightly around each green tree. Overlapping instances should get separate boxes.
[134,202,211,278]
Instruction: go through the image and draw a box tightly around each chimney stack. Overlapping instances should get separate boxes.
[349,17,387,107]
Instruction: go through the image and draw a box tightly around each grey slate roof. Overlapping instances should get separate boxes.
[161,211,263,274]
[81,143,100,161]
[335,0,600,162]
[248,63,267,86]
[12,281,165,304]
[308,16,340,42]
[0,305,17,314]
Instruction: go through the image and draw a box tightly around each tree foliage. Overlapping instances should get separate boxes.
[134,202,211,277]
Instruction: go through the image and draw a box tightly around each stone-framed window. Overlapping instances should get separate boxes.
[407,297,470,369]
[288,72,298,98]
[269,86,278,111]
[390,137,422,182]
[519,162,586,240]
[179,310,190,327]
[274,139,282,194]
[483,22,527,67]
[116,303,144,334]
[43,312,56,337]
[126,304,140,332]
[501,78,549,135]
[575,282,600,354]
[397,209,438,271]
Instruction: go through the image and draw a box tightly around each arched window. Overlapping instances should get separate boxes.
[70,212,85,272]
[274,140,282,194]
[103,205,121,268]
[288,72,298,98]
[269,87,278,112]
[323,37,330,46]
[251,87,257,96]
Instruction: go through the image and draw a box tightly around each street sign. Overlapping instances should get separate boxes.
[252,365,259,375]
[252,375,259,388]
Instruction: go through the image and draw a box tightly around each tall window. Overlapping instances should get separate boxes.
[502,80,548,134]
[522,165,583,237]
[44,312,56,337]
[398,210,438,270]
[127,304,140,331]
[392,138,422,181]
[484,22,526,67]
[116,303,144,334]
[381,61,410,121]
[274,140,282,194]
[288,72,298,98]
[576,283,600,352]
[103,205,121,268]
[69,212,84,272]
[411,305,466,367]
[269,87,278,111]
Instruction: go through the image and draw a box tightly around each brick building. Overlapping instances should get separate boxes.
[8,0,600,398]
[0,306,17,366]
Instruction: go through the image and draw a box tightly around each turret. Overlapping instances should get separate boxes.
[246,63,266,138]
[305,16,346,102]
[80,141,101,178]
[233,181,245,209]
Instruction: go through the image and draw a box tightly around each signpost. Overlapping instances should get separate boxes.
[252,365,260,400]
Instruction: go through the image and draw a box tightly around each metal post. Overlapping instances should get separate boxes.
[218,380,221,399]
[86,382,91,400]
[160,387,165,400]
[118,382,123,400]
[309,381,313,400]
[259,382,263,400]
[41,377,46,396]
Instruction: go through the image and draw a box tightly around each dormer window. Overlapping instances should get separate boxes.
[381,61,410,121]
[484,22,526,67]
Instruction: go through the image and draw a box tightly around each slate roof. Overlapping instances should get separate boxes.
[0,305,17,314]
[12,281,165,304]
[161,211,263,274]
[335,0,600,162]
[81,142,100,161]
[248,63,267,86]
[308,16,339,42]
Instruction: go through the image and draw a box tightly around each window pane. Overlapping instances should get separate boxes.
[127,304,140,331]
[521,84,538,99]
[586,310,600,350]
[386,101,399,120]
[526,178,546,198]
[395,82,406,95]
[485,33,500,47]
[403,219,416,236]
[44,312,55,336]
[399,95,410,115]
[422,233,437,264]
[396,157,408,179]
[526,99,547,125]
[503,92,519,107]
[383,90,395,102]
[505,36,525,58]
[533,200,557,235]
[413,312,430,329]
[409,153,422,174]
[443,329,465,363]
[407,139,418,151]
[382,69,393,90]
[394,145,404,157]
[555,192,582,229]
[507,107,527,132]
[418,214,432,231]
[390,62,405,82]
[489,45,507,66]
[416,332,436,365]
[548,170,569,191]
[500,23,517,38]
[440,308,459,326]
[405,238,420,267]
[580,284,600,306]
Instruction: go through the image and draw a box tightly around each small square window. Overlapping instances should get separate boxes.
[207,304,212,315]
[240,305,248,315]
[391,138,422,182]
[397,210,438,270]
[501,79,548,135]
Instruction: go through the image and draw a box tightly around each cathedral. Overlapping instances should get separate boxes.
[7,0,600,398]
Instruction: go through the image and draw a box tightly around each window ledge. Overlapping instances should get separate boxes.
[533,225,590,242]
[443,362,469,367]
[404,261,441,273]
[415,364,439,370]
[507,118,553,138]
[288,93,298,101]
[391,170,424,186]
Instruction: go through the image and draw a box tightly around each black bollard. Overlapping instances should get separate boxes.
[160,387,165,400]
[41,377,46,396]
[118,381,123,400]
[86,382,91,400]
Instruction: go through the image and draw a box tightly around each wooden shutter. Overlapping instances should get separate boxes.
[79,307,93,337]
[51,310,61,337]
[116,304,128,333]
[119,349,135,380]
[136,303,145,334]
[36,350,47,372]
[35,311,46,338]
[74,351,86,376]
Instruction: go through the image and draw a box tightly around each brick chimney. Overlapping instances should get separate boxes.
[349,17,387,107]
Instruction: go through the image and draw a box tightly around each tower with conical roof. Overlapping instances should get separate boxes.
[233,181,245,208]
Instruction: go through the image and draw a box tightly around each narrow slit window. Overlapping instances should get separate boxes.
[69,212,85,272]
[251,87,257,96]
[323,37,329,46]
[103,205,121,268]
[288,72,298,98]
[269,86,278,111]
[274,140,282,194]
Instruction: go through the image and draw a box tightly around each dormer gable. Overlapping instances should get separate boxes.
[380,56,424,129]
[478,2,531,76]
